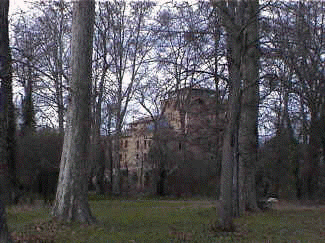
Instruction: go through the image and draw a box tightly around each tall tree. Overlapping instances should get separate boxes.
[0,0,14,241]
[213,0,259,229]
[12,16,39,133]
[89,2,116,195]
[238,0,259,214]
[12,0,72,131]
[51,0,96,223]
[286,1,325,199]
[1,0,18,203]
[154,2,213,119]
[96,0,155,195]
[33,0,71,133]
[217,1,242,227]
[136,78,174,195]
[261,1,325,199]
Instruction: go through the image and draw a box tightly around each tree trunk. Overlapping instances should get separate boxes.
[54,33,65,134]
[91,62,107,195]
[1,0,18,205]
[22,58,35,133]
[238,0,259,213]
[6,49,17,195]
[215,0,259,228]
[305,110,321,199]
[52,0,96,224]
[0,1,14,241]
[112,134,121,195]
[218,33,242,229]
[112,89,122,195]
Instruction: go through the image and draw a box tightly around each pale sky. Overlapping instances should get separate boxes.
[9,0,199,23]
[9,0,198,13]
[9,0,30,15]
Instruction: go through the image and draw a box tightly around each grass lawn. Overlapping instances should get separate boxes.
[6,198,325,242]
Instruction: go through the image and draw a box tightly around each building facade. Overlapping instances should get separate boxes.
[119,87,224,194]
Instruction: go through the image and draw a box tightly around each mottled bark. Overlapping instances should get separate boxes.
[238,0,259,213]
[218,28,242,229]
[52,0,96,224]
[214,0,259,228]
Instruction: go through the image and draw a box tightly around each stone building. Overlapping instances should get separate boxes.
[119,117,155,188]
[119,87,224,195]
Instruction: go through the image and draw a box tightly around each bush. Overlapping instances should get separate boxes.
[16,129,63,189]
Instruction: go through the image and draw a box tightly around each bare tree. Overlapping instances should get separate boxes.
[12,16,38,133]
[284,1,325,199]
[90,3,111,195]
[136,77,175,195]
[11,0,72,131]
[133,2,226,197]
[52,0,96,223]
[32,0,72,133]
[261,1,325,199]
[213,0,260,229]
[95,0,155,195]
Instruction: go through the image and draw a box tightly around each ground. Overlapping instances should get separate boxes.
[6,197,325,242]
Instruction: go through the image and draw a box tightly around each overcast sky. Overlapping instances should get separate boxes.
[9,0,29,15]
[9,0,198,14]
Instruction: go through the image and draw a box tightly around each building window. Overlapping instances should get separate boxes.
[144,153,147,161]
[136,140,139,150]
[119,153,122,161]
[125,140,128,148]
[144,140,147,149]
[179,142,182,151]
[120,140,123,148]
[136,153,139,159]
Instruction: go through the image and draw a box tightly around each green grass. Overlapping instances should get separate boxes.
[6,200,325,242]
[234,208,325,242]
